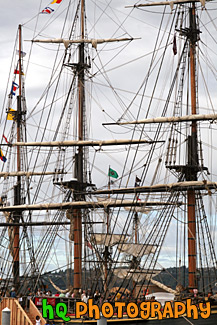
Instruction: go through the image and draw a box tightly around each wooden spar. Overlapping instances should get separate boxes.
[11,139,162,147]
[0,171,66,177]
[103,114,217,126]
[125,0,206,8]
[0,200,182,212]
[13,24,22,290]
[30,37,139,49]
[0,221,103,227]
[73,0,85,295]
[89,181,217,195]
[188,3,197,290]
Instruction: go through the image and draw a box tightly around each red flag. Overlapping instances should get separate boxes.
[14,69,24,75]
[173,35,177,55]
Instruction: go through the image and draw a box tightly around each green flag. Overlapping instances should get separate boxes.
[108,167,118,179]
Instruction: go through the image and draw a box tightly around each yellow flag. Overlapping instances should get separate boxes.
[51,0,62,4]
[7,108,17,121]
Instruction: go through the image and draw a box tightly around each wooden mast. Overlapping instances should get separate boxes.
[104,174,110,293]
[132,211,138,297]
[126,0,201,292]
[74,0,85,295]
[13,24,23,291]
[187,2,198,291]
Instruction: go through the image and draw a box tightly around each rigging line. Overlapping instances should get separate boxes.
[196,197,206,294]
[94,42,173,77]
[110,7,176,221]
[86,78,125,123]
[204,8,217,30]
[113,1,173,35]
[90,0,134,40]
[27,87,74,120]
[172,214,187,224]
[20,210,67,291]
[22,0,43,26]
[198,16,217,44]
[27,57,70,71]
[116,192,179,300]
[33,43,65,52]
[105,2,130,36]
[88,0,129,37]
[197,55,216,114]
[117,37,174,123]
[94,40,133,74]
[108,16,181,266]
[92,78,213,112]
[198,48,217,79]
[197,194,215,288]
[23,0,43,77]
[0,30,18,133]
[137,7,178,14]
[33,4,68,39]
[88,0,114,35]
[136,192,181,299]
[26,1,79,179]
[137,39,187,188]
[199,194,217,272]
[200,39,217,69]
[26,62,64,119]
[28,31,75,202]
[93,50,131,117]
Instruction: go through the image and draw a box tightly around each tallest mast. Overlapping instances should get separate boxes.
[187,2,199,291]
[13,24,23,291]
[74,0,85,295]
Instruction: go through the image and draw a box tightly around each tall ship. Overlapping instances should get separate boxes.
[0,0,216,323]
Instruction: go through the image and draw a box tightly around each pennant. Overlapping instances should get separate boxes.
[14,69,24,75]
[11,82,19,96]
[0,150,7,163]
[108,167,118,179]
[7,108,17,121]
[173,35,177,55]
[41,7,54,14]
[51,0,62,3]
[3,135,9,144]
[16,50,26,57]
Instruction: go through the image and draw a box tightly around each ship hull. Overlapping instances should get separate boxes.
[67,310,217,324]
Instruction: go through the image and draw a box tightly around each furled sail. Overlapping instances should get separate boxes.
[97,198,151,212]
[114,268,161,282]
[91,233,128,246]
[124,207,150,214]
[117,243,156,257]
[49,277,73,294]
[149,278,177,295]
[114,268,176,293]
